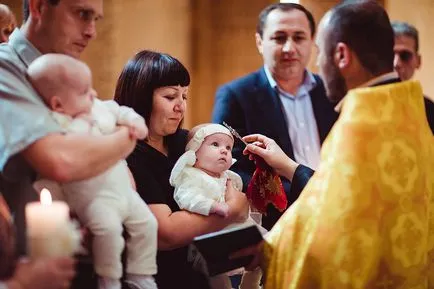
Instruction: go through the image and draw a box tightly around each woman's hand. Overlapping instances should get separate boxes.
[7,257,76,289]
[242,134,299,181]
[225,180,249,223]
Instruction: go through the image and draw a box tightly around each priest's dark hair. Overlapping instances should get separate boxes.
[325,0,394,76]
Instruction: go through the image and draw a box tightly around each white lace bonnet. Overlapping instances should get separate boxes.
[169,124,235,186]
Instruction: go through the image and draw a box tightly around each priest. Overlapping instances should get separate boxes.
[237,1,434,288]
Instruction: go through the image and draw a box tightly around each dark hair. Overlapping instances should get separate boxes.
[326,0,394,76]
[391,21,419,52]
[114,49,190,127]
[256,3,316,37]
[23,0,60,21]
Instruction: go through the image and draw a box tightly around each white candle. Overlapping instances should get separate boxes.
[25,188,73,259]
[26,188,69,237]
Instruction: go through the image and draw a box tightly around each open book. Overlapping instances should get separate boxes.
[190,224,263,276]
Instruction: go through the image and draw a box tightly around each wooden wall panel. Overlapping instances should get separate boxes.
[79,0,193,125]
[190,0,273,126]
[80,0,192,101]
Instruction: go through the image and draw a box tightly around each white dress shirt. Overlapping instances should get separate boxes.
[264,66,321,169]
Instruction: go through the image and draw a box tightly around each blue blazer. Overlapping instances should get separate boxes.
[424,97,434,134]
[212,68,338,229]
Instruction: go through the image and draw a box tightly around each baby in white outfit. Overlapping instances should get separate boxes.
[170,123,263,289]
[28,54,158,289]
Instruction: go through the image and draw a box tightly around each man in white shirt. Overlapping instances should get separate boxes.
[212,3,338,229]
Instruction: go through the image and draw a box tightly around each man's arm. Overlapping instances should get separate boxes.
[21,128,136,183]
[212,85,255,191]
[0,58,136,182]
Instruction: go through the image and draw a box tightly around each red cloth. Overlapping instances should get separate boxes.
[246,156,287,215]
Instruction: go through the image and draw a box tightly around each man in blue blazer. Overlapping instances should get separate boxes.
[212,3,338,230]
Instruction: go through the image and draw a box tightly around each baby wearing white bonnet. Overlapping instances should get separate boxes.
[170,123,264,289]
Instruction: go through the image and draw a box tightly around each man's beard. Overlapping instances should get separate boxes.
[325,61,348,103]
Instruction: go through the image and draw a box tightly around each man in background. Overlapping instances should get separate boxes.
[392,21,433,133]
[212,3,338,230]
[0,3,16,43]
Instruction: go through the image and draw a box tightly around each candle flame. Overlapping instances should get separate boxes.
[40,188,52,205]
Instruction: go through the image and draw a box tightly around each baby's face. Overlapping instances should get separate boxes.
[194,133,234,177]
[62,73,96,117]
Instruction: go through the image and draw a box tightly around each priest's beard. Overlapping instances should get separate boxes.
[324,60,348,103]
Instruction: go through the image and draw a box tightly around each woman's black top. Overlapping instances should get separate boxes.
[126,129,210,289]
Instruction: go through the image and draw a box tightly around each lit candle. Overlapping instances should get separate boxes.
[25,188,78,259]
[26,188,69,236]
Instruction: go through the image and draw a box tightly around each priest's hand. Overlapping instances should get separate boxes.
[243,134,299,181]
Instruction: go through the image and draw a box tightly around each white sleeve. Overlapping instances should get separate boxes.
[67,118,92,134]
[102,100,144,127]
[174,180,215,216]
[226,170,243,191]
[50,112,91,134]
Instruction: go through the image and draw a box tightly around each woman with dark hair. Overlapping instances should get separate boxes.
[114,50,249,289]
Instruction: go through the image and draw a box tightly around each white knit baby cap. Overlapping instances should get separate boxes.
[169,124,234,186]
